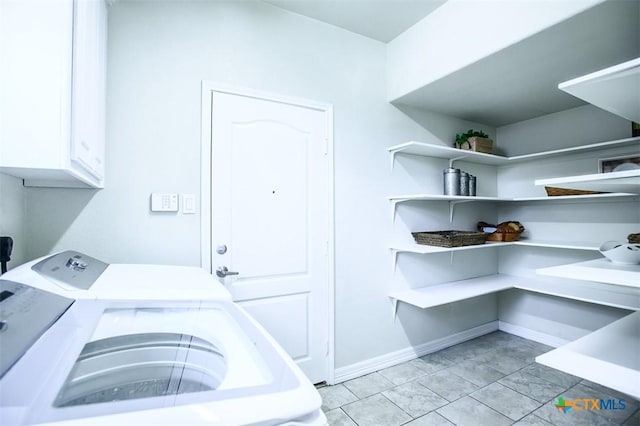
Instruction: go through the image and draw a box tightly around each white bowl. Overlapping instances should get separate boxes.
[599,241,640,265]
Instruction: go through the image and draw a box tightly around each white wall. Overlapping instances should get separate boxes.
[494,106,636,341]
[22,0,499,370]
[496,104,632,156]
[0,173,27,268]
[386,0,604,101]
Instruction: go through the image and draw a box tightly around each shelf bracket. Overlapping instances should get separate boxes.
[390,297,398,321]
[449,155,467,168]
[390,151,398,172]
[391,199,406,223]
[448,200,471,222]
[391,249,399,274]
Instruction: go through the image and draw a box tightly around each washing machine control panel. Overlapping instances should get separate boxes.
[0,280,73,378]
[32,251,109,290]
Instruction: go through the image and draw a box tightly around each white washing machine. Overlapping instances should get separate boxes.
[1,250,230,301]
[0,254,327,425]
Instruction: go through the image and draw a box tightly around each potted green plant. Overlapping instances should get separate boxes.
[455,129,493,154]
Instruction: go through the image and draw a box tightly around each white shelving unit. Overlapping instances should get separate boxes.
[538,258,640,289]
[389,274,640,316]
[536,169,640,194]
[388,135,640,310]
[536,311,640,400]
[388,59,640,406]
[558,57,640,123]
[526,59,640,400]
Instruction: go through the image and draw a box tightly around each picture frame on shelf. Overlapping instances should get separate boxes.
[598,155,640,173]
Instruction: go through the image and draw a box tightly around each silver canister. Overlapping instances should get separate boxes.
[469,175,477,196]
[443,167,461,195]
[460,171,470,196]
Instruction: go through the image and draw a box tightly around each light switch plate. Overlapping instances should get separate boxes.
[150,193,178,212]
[182,194,196,214]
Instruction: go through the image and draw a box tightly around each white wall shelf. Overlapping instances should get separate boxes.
[391,242,510,255]
[392,240,601,255]
[388,137,640,170]
[537,258,640,289]
[389,192,638,222]
[390,242,510,269]
[388,142,508,169]
[389,194,507,202]
[513,240,601,251]
[535,169,640,194]
[536,311,640,400]
[389,274,640,317]
[389,192,637,203]
[389,275,514,311]
[558,57,640,123]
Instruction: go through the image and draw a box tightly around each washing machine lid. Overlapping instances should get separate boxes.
[1,299,305,425]
[7,251,231,301]
[0,280,73,378]
[92,264,232,301]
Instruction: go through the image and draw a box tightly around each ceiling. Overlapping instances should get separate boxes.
[392,0,640,126]
[264,0,638,126]
[264,0,447,43]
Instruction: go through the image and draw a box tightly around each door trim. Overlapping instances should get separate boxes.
[200,81,336,384]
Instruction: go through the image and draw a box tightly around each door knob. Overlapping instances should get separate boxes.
[216,266,239,278]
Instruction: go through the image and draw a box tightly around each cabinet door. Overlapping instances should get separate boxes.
[0,0,73,169]
[70,0,107,181]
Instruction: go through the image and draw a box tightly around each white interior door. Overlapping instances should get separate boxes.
[210,90,331,384]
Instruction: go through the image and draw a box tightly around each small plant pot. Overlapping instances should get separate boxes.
[460,137,493,154]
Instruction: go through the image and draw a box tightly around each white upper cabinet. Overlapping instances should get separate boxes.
[0,0,107,188]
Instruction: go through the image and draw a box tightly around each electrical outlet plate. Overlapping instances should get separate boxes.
[150,193,178,212]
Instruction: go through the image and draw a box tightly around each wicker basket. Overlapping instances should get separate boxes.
[487,232,521,242]
[544,186,607,196]
[459,137,493,154]
[412,230,488,247]
[629,233,640,244]
[478,221,525,242]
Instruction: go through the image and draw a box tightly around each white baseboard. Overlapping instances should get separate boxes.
[332,321,499,384]
[498,321,569,348]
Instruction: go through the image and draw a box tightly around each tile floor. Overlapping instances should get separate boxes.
[318,332,639,426]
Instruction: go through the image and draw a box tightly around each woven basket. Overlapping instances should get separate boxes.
[478,221,525,242]
[629,233,640,244]
[459,137,493,154]
[487,232,521,242]
[544,186,607,196]
[412,230,488,247]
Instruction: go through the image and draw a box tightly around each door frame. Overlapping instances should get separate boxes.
[200,81,336,384]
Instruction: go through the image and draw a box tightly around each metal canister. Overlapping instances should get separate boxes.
[460,171,470,196]
[469,175,477,196]
[443,167,461,195]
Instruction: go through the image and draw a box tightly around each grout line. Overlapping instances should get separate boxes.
[338,407,359,426]
[377,392,415,420]
[467,393,520,423]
